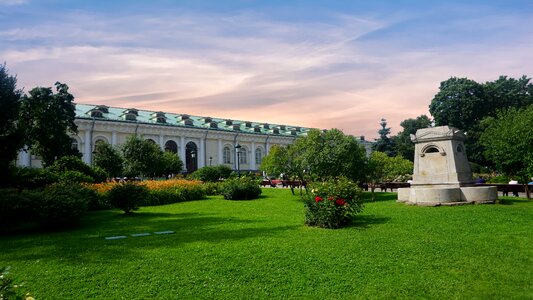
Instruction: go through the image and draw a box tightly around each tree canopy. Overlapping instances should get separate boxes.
[479,105,533,199]
[393,115,432,161]
[261,128,367,183]
[93,142,124,178]
[372,118,396,156]
[0,63,24,173]
[20,82,79,166]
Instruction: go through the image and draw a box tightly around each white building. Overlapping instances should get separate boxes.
[17,104,311,172]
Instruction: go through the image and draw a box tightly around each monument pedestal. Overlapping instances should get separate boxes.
[398,126,496,206]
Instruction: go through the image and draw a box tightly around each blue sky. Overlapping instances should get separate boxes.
[1,0,532,138]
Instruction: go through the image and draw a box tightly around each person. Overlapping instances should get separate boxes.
[475,176,486,184]
[509,179,518,184]
[528,177,533,185]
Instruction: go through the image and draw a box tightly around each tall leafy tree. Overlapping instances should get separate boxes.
[122,135,164,178]
[393,115,432,161]
[20,82,79,166]
[479,105,533,199]
[297,128,367,182]
[372,118,396,156]
[159,151,183,178]
[93,142,124,178]
[0,63,24,174]
[366,151,413,200]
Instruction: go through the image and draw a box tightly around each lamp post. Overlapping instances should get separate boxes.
[209,156,213,166]
[235,143,242,175]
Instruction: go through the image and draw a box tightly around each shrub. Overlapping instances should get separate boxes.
[202,182,223,196]
[11,167,58,190]
[304,177,364,229]
[191,165,233,182]
[107,182,150,214]
[56,170,95,184]
[48,156,106,183]
[220,177,262,200]
[487,174,511,184]
[35,183,91,228]
[0,189,38,231]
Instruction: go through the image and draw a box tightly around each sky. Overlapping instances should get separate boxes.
[1,0,532,139]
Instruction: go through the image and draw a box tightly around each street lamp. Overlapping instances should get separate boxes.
[209,156,213,166]
[235,143,242,175]
[191,150,196,172]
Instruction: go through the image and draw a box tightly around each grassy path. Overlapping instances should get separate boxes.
[1,189,532,299]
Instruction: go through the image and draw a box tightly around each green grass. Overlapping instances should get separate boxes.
[1,189,532,299]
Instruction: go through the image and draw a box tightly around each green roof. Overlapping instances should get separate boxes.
[75,103,310,137]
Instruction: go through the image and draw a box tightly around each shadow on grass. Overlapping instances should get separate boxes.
[349,215,391,229]
[1,209,300,265]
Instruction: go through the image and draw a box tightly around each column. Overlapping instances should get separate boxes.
[180,136,186,166]
[199,138,205,168]
[251,142,256,170]
[111,131,117,146]
[218,138,223,164]
[83,130,92,164]
[159,135,164,150]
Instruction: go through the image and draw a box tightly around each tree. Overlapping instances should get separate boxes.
[0,63,24,175]
[159,151,183,178]
[366,152,413,201]
[479,105,533,199]
[372,118,396,156]
[93,142,124,178]
[122,135,164,178]
[429,76,533,166]
[20,82,79,166]
[295,128,367,182]
[393,115,432,161]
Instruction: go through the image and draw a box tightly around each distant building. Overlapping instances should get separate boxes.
[16,103,372,172]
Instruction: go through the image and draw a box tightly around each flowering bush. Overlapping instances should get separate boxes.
[304,177,363,229]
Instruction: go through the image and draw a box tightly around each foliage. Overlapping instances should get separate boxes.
[159,151,184,178]
[143,180,206,206]
[479,105,533,198]
[0,266,33,300]
[367,151,413,184]
[10,167,58,190]
[486,175,510,184]
[48,155,105,183]
[0,189,37,231]
[191,165,232,182]
[107,182,150,214]
[20,82,79,167]
[0,63,24,179]
[121,135,164,178]
[201,181,223,196]
[304,177,363,229]
[220,177,262,200]
[35,183,91,228]
[392,115,432,161]
[93,142,124,178]
[372,118,396,156]
[429,76,533,166]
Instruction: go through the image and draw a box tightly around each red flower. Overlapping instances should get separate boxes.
[315,196,323,202]
[335,198,346,206]
[328,197,334,201]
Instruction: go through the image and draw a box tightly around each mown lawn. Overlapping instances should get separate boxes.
[1,189,532,299]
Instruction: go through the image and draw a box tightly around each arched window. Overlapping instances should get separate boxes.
[239,147,247,164]
[223,146,231,164]
[146,139,156,144]
[165,140,178,153]
[456,145,464,153]
[424,146,440,153]
[255,148,263,165]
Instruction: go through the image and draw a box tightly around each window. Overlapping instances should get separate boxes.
[239,148,247,164]
[255,148,262,165]
[424,146,439,153]
[71,138,79,151]
[223,147,231,164]
[165,140,178,153]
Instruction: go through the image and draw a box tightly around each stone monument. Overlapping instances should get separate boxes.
[397,126,497,206]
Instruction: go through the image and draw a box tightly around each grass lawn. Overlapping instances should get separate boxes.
[1,189,532,299]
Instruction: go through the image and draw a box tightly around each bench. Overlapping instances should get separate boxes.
[379,182,411,192]
[475,183,532,196]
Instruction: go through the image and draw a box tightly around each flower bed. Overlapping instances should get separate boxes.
[304,177,364,229]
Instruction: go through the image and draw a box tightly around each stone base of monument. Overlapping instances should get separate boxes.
[397,186,497,206]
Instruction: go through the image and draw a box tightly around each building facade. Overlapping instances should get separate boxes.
[17,104,311,172]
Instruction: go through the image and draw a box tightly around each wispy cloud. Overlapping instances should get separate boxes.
[0,0,27,6]
[1,2,532,138]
